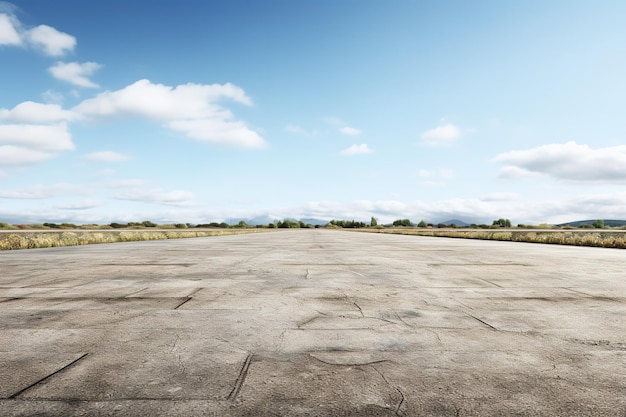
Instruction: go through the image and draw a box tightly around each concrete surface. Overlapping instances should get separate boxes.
[0,229,625,416]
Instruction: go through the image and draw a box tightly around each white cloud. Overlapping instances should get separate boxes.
[114,188,195,207]
[0,145,53,165]
[339,126,362,136]
[480,192,521,202]
[49,61,101,88]
[494,141,626,183]
[0,101,79,123]
[25,24,75,56]
[167,118,266,149]
[326,117,362,136]
[0,183,85,199]
[0,13,21,45]
[56,200,101,210]
[74,79,266,149]
[0,121,74,166]
[84,151,131,162]
[339,144,374,156]
[0,11,75,55]
[0,122,74,151]
[42,90,64,104]
[420,123,461,146]
[108,179,148,188]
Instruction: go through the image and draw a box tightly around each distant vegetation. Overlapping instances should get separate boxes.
[2,217,625,250]
[1,218,625,231]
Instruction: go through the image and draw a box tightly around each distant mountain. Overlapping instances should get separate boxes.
[299,218,329,226]
[438,219,470,227]
[557,219,626,227]
[224,216,329,226]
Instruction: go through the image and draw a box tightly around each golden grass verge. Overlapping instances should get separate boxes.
[0,229,270,251]
[350,228,626,249]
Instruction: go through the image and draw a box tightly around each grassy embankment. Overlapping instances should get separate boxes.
[351,228,626,249]
[0,229,269,251]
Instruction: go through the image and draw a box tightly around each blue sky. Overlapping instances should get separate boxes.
[1,0,625,225]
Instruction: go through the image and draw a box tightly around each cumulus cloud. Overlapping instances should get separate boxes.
[0,101,79,123]
[0,122,74,152]
[0,11,75,55]
[114,188,195,207]
[0,121,74,166]
[494,141,626,183]
[420,123,461,146]
[83,151,131,162]
[339,144,373,156]
[26,24,75,56]
[0,13,21,45]
[49,61,101,88]
[0,145,53,165]
[74,79,266,149]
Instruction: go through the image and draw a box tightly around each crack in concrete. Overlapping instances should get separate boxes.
[9,353,89,399]
[467,313,498,330]
[371,365,405,416]
[227,353,253,402]
[309,354,389,367]
[174,297,192,310]
[353,301,364,317]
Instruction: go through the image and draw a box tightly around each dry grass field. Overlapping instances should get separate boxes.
[352,227,626,249]
[0,229,270,251]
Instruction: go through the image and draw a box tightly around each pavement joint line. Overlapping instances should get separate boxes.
[466,313,498,330]
[8,353,89,399]
[173,297,192,310]
[227,353,254,401]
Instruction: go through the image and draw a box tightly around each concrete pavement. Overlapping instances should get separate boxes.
[0,230,625,416]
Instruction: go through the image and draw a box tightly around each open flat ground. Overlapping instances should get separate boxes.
[0,230,625,416]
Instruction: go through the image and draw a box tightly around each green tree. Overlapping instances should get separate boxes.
[393,219,412,227]
[492,218,511,228]
[370,217,378,227]
[417,220,427,228]
[592,219,605,229]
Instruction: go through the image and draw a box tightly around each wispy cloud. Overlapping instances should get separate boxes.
[339,126,362,136]
[420,123,461,146]
[114,188,195,207]
[339,144,374,156]
[494,141,626,183]
[326,117,362,136]
[0,11,75,56]
[49,61,101,88]
[0,183,86,199]
[56,199,101,210]
[83,151,131,162]
[74,79,266,149]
